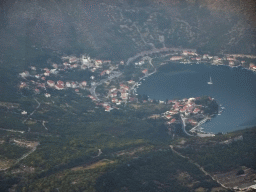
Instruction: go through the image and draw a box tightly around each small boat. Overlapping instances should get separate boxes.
[208,77,213,85]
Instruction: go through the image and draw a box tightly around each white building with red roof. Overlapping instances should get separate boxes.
[229,61,235,66]
[35,74,40,79]
[193,108,200,114]
[170,56,183,61]
[44,71,50,76]
[47,80,55,87]
[34,89,40,94]
[69,56,78,63]
[167,118,176,125]
[57,80,64,86]
[19,71,29,78]
[45,93,51,98]
[52,63,58,69]
[55,84,64,90]
[66,82,71,88]
[71,82,77,88]
[81,81,87,87]
[112,98,118,103]
[19,82,27,89]
[142,69,148,74]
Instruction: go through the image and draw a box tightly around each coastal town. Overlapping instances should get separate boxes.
[17,48,256,136]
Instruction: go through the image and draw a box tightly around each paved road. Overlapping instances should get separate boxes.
[22,98,41,124]
[190,116,211,133]
[89,71,122,101]
[126,47,196,65]
[180,114,194,137]
[169,145,229,190]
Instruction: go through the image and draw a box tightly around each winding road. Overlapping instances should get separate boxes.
[89,71,122,101]
[169,145,229,190]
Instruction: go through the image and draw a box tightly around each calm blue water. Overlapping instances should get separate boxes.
[137,63,256,133]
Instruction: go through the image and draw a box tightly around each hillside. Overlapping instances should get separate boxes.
[0,0,256,62]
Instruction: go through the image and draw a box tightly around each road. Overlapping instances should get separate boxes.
[0,143,40,171]
[169,145,229,190]
[180,114,194,137]
[190,116,211,133]
[126,47,196,65]
[89,71,122,101]
[22,98,41,124]
[0,128,25,134]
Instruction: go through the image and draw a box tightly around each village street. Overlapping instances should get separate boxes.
[89,71,122,101]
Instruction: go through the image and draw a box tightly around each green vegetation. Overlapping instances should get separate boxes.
[0,143,30,160]
[175,127,256,173]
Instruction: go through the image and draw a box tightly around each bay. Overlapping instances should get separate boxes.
[137,63,256,133]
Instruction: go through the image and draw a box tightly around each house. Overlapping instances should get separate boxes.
[50,69,58,74]
[142,69,148,74]
[55,84,64,90]
[35,74,40,79]
[170,56,183,61]
[41,77,46,81]
[112,98,118,103]
[19,71,29,78]
[71,82,77,88]
[167,118,176,125]
[69,56,78,63]
[105,106,113,112]
[95,60,103,65]
[248,63,254,68]
[182,51,188,56]
[30,66,36,70]
[71,64,78,68]
[81,64,87,70]
[100,70,106,76]
[44,71,50,76]
[127,80,135,84]
[81,81,87,87]
[103,60,111,64]
[38,83,45,88]
[19,82,27,89]
[21,111,27,115]
[34,89,40,94]
[227,57,235,61]
[120,61,124,65]
[75,89,79,92]
[66,82,71,88]
[110,88,117,92]
[57,80,64,86]
[45,93,51,98]
[229,61,235,66]
[106,70,110,75]
[203,54,209,59]
[47,80,55,87]
[165,115,172,119]
[52,63,58,69]
[90,76,95,80]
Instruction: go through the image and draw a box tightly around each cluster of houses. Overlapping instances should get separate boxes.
[170,51,256,71]
[18,53,130,112]
[108,83,130,104]
[18,54,116,97]
[163,97,206,126]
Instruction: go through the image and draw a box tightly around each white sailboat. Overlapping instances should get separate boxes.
[208,76,213,85]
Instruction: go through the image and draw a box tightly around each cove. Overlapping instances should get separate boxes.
[137,63,256,133]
